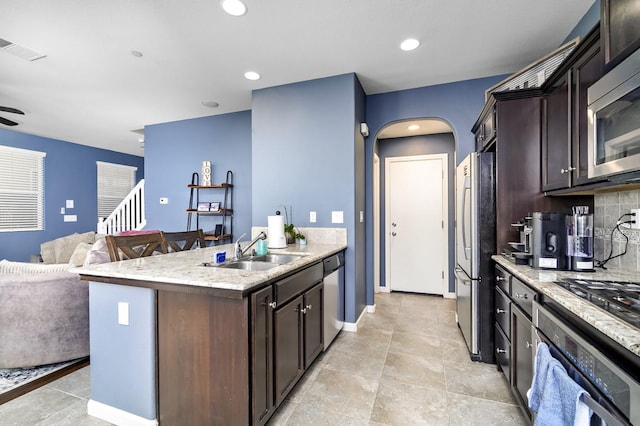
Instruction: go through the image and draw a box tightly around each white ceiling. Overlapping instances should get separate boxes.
[0,0,594,156]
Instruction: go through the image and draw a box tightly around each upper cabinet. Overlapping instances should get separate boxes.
[541,25,605,192]
[602,0,640,71]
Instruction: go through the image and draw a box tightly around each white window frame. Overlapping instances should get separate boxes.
[97,161,137,220]
[0,145,46,232]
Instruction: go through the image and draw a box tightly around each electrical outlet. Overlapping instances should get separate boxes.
[309,211,316,223]
[630,208,640,229]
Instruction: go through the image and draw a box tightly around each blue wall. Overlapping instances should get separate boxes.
[563,0,600,44]
[378,133,456,292]
[143,111,252,239]
[364,75,506,304]
[252,73,366,323]
[0,129,143,261]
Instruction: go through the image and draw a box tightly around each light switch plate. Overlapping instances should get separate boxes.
[160,197,168,204]
[118,302,129,326]
[331,211,344,224]
[310,211,316,223]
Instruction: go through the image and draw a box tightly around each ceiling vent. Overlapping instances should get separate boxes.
[0,38,46,61]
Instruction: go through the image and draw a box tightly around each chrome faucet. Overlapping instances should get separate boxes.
[234,231,267,260]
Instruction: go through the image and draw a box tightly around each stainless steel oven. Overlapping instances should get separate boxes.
[588,47,640,180]
[533,302,639,425]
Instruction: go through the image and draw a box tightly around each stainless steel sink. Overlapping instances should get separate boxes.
[250,254,306,264]
[219,260,279,271]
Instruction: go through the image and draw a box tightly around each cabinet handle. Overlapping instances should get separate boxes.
[525,341,533,349]
[496,348,507,354]
[514,293,528,299]
[301,304,312,314]
[266,301,276,309]
[560,166,577,174]
[496,308,506,314]
[496,276,506,282]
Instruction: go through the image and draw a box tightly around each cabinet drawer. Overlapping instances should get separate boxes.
[495,287,510,336]
[275,263,323,306]
[494,323,510,384]
[495,266,510,294]
[511,277,534,318]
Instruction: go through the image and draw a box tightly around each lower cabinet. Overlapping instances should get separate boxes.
[494,265,536,423]
[511,304,534,415]
[251,262,324,425]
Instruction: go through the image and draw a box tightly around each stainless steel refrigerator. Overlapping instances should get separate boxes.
[454,152,496,363]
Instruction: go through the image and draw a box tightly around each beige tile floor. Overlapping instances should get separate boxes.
[0,292,527,425]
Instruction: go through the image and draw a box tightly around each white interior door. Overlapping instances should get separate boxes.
[385,154,447,295]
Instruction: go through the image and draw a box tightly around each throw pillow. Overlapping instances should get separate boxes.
[53,232,96,264]
[0,259,73,274]
[68,242,94,266]
[84,239,111,266]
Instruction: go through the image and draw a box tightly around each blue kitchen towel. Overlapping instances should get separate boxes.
[528,342,592,426]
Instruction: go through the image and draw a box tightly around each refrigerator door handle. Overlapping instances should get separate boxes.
[454,266,472,282]
[462,175,472,260]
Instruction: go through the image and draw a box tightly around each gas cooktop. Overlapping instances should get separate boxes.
[554,278,640,329]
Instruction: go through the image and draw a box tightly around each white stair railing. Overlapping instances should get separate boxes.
[97,179,146,234]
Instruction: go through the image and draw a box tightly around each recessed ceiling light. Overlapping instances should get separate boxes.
[221,0,247,16]
[201,101,220,108]
[244,71,261,81]
[400,38,420,51]
[408,124,420,131]
[131,50,143,58]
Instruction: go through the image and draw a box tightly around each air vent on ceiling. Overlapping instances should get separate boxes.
[0,38,46,61]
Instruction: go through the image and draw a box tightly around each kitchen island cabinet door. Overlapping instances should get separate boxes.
[303,283,324,368]
[251,285,275,426]
[274,294,304,406]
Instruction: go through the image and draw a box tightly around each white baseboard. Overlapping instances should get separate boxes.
[87,400,157,426]
[444,291,456,299]
[377,286,390,293]
[367,304,376,314]
[342,305,369,332]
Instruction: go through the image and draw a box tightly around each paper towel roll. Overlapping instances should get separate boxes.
[268,215,287,249]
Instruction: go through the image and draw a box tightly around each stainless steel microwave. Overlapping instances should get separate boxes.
[588,47,640,179]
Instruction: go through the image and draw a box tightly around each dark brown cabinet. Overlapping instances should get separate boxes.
[542,25,604,192]
[602,0,640,70]
[303,282,324,367]
[251,285,275,425]
[511,304,534,419]
[474,104,496,151]
[493,266,536,422]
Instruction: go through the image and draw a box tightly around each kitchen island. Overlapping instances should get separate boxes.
[76,241,346,426]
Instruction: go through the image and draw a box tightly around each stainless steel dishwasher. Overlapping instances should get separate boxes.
[323,252,344,350]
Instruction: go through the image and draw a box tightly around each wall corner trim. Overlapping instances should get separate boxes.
[343,305,368,332]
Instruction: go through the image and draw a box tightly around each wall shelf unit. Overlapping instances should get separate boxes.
[186,170,233,244]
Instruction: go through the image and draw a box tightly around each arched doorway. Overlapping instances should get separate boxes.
[372,118,456,297]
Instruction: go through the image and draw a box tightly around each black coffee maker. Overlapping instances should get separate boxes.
[531,212,567,270]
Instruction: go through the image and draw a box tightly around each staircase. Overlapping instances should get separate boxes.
[97,179,146,234]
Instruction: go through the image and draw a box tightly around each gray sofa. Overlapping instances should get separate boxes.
[0,261,89,368]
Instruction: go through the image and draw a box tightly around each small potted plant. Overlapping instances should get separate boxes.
[295,228,306,246]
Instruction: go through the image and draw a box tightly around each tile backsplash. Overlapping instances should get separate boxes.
[594,188,640,271]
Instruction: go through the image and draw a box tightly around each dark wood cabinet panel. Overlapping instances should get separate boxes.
[495,323,511,384]
[511,304,533,421]
[542,71,571,191]
[274,295,304,406]
[157,290,250,426]
[251,285,275,426]
[602,0,640,70]
[541,25,605,193]
[303,283,324,368]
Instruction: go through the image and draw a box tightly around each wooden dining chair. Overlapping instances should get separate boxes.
[105,232,168,261]
[161,229,206,252]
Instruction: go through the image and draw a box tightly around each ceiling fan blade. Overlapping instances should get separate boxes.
[0,106,24,115]
[0,115,19,126]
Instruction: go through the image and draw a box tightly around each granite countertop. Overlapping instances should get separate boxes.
[492,255,640,358]
[73,242,346,297]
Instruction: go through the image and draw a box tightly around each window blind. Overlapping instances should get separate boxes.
[97,161,137,219]
[0,145,46,232]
